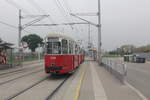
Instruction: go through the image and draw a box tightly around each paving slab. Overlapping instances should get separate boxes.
[93,61,142,100]
[79,62,95,100]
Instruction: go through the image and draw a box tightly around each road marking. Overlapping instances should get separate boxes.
[125,81,148,100]
[74,71,85,100]
[90,62,108,100]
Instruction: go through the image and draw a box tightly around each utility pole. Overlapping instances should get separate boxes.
[18,9,49,67]
[98,0,101,63]
[18,9,23,67]
[18,9,22,48]
[70,7,101,63]
[88,24,91,45]
[38,44,41,62]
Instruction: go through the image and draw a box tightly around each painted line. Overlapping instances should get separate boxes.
[125,81,148,100]
[74,71,85,100]
[90,62,108,100]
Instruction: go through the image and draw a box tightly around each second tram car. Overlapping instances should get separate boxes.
[44,34,84,74]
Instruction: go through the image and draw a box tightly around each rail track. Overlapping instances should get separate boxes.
[5,75,70,100]
[0,63,43,78]
[46,75,69,100]
[0,68,43,86]
[6,77,48,100]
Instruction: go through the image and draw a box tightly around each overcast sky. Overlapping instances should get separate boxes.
[0,0,150,50]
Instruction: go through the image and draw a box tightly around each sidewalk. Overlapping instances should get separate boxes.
[79,61,107,100]
[58,61,142,100]
[93,61,142,100]
[79,61,142,100]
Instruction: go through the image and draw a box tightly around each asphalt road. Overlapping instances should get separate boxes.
[110,58,150,99]
[126,62,150,99]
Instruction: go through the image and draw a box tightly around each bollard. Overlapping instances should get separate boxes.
[109,60,112,72]
[123,63,127,76]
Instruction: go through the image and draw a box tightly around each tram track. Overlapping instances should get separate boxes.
[46,75,69,100]
[22,60,43,66]
[5,75,70,100]
[0,66,43,79]
[0,68,43,86]
[0,63,43,78]
[6,77,48,100]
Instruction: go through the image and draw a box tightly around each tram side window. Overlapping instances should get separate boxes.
[69,41,73,54]
[78,47,81,54]
[47,42,61,54]
[62,39,68,54]
[75,45,78,54]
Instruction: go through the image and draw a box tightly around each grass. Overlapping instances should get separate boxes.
[103,55,123,58]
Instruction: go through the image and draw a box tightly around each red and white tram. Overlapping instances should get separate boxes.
[44,34,84,74]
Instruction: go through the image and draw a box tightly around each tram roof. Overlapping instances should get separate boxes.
[46,33,75,41]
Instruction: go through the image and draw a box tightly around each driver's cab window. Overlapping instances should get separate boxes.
[53,42,61,54]
[47,41,61,54]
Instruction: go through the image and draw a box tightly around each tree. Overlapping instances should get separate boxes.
[135,45,150,53]
[21,34,43,52]
[120,45,136,54]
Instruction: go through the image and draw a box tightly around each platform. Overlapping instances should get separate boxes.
[61,61,142,100]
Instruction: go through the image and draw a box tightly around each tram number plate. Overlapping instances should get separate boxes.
[50,57,56,60]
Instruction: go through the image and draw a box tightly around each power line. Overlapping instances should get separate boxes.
[54,0,74,30]
[0,20,17,29]
[54,0,68,22]
[55,0,70,21]
[26,0,55,24]
[0,20,36,34]
[61,0,80,33]
[53,0,72,32]
[63,0,72,12]
[56,0,85,40]
[5,0,30,14]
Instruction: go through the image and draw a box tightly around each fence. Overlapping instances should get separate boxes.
[0,48,43,69]
[102,58,127,84]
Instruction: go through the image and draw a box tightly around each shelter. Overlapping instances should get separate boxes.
[0,38,14,69]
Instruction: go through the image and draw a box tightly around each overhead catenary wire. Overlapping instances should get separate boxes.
[56,0,74,24]
[0,20,17,29]
[61,0,75,21]
[5,0,30,14]
[54,0,68,20]
[61,0,81,37]
[5,0,55,24]
[26,0,55,24]
[57,0,80,34]
[0,20,36,34]
[26,0,58,32]
[4,0,79,35]
[54,0,74,30]
[63,0,71,12]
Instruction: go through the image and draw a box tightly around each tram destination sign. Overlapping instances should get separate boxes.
[48,37,60,42]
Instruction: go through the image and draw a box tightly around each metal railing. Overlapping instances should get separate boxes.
[102,58,127,84]
[0,48,43,69]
